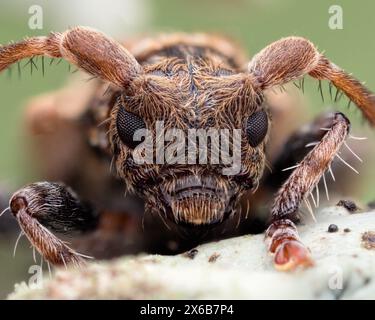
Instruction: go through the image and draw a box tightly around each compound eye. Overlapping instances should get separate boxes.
[246,110,268,147]
[116,107,146,149]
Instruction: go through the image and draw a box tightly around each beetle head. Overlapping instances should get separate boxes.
[108,40,269,228]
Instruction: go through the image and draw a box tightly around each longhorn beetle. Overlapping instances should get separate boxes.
[0,27,374,271]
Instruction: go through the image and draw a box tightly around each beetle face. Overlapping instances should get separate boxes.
[109,53,269,228]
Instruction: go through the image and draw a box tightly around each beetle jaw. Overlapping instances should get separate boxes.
[157,174,239,227]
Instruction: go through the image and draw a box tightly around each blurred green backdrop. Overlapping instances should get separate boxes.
[1,0,375,298]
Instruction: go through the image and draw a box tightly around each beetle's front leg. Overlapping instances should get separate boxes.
[7,182,99,267]
[266,112,350,271]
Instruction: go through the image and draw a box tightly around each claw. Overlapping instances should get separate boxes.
[273,240,314,271]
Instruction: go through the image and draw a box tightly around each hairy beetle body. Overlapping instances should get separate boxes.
[1,28,374,270]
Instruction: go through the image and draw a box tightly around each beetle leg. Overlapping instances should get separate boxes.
[266,112,350,271]
[6,181,99,267]
[264,111,337,191]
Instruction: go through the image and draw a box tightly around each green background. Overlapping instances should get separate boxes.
[1,0,375,298]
